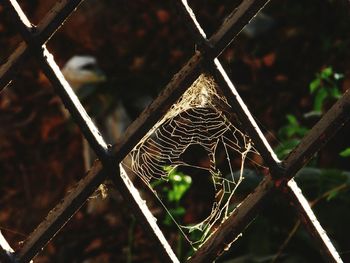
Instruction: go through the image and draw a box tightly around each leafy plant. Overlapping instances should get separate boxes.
[161,166,192,225]
[270,67,350,262]
[276,67,344,159]
[309,67,350,160]
[339,147,350,158]
[309,66,343,114]
[151,166,192,258]
[275,114,309,159]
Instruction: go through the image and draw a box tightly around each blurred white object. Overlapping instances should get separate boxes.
[62,56,106,91]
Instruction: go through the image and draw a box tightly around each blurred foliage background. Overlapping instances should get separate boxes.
[1,0,350,262]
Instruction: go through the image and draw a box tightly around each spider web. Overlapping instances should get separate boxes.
[123,74,261,248]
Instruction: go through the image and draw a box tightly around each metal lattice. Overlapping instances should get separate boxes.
[0,0,347,262]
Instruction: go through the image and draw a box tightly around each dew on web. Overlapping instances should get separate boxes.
[122,73,264,248]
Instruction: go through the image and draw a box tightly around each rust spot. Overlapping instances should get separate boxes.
[274,177,288,189]
[274,178,283,188]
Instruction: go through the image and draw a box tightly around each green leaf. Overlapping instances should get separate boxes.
[313,88,328,112]
[164,166,192,203]
[278,114,309,141]
[168,183,191,202]
[320,67,333,79]
[275,139,301,159]
[326,190,339,201]
[286,114,298,125]
[309,78,321,93]
[296,126,309,137]
[330,87,342,99]
[340,148,350,157]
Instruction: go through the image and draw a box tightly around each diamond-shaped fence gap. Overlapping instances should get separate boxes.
[121,73,267,259]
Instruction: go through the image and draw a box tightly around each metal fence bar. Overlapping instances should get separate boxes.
[110,53,203,159]
[209,0,271,57]
[286,179,342,262]
[0,0,84,91]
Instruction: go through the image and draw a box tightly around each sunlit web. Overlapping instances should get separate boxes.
[123,74,261,247]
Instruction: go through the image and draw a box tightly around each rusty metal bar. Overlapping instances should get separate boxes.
[189,179,344,263]
[209,0,271,57]
[211,59,282,172]
[0,0,84,91]
[172,0,210,52]
[286,179,342,262]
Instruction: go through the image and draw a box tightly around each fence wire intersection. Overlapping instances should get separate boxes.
[0,0,347,262]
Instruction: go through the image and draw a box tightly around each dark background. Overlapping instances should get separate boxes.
[0,0,350,262]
